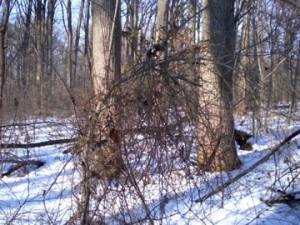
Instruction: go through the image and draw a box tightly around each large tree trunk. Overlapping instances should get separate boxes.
[91,0,121,95]
[197,0,240,172]
[79,1,121,224]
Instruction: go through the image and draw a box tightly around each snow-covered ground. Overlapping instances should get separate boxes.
[0,112,300,225]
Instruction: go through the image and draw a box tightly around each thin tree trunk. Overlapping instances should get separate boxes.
[188,0,196,46]
[46,0,56,97]
[35,0,46,109]
[287,41,299,123]
[83,0,91,92]
[72,0,85,85]
[0,0,11,175]
[66,0,73,88]
[236,0,251,115]
[19,0,33,88]
[0,0,10,112]
[127,0,138,65]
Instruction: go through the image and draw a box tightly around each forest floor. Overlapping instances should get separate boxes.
[0,109,300,225]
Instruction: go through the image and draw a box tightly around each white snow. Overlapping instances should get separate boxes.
[0,113,300,224]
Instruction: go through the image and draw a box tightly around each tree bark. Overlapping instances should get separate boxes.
[91,0,121,95]
[79,1,122,224]
[197,0,240,171]
[155,0,169,44]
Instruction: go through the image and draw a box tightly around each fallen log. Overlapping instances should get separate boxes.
[261,189,300,206]
[0,138,76,149]
[1,160,45,177]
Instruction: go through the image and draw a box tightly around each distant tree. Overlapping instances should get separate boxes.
[34,0,45,108]
[72,0,85,87]
[45,0,56,92]
[124,0,139,65]
[197,0,241,171]
[18,0,34,89]
[0,0,11,112]
[63,0,74,88]
[188,0,197,45]
[235,0,252,115]
[62,0,85,89]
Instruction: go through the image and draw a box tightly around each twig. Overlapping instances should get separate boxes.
[195,129,300,203]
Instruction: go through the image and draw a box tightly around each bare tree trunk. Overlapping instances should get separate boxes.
[127,0,138,65]
[197,0,240,172]
[35,0,46,110]
[285,29,298,123]
[0,0,10,159]
[19,0,33,88]
[72,0,85,86]
[188,0,196,46]
[155,0,169,44]
[0,0,10,112]
[91,1,120,95]
[46,0,56,97]
[236,0,251,115]
[249,9,262,136]
[288,42,299,122]
[79,1,121,224]
[84,0,91,92]
[65,0,73,88]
